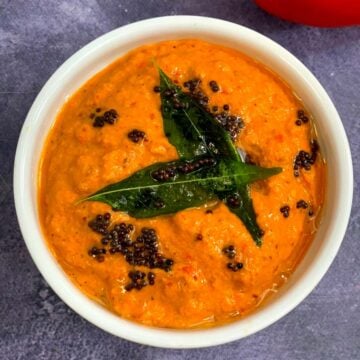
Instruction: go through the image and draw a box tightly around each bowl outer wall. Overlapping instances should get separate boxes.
[13,16,353,348]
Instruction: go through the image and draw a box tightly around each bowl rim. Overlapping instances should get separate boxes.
[13,15,353,348]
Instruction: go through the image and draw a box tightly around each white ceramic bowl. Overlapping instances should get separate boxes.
[14,16,353,348]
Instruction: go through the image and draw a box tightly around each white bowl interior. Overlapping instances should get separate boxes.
[14,16,353,348]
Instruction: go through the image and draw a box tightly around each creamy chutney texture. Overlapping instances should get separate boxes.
[39,39,325,328]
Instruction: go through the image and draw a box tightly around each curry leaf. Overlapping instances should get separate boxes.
[84,68,282,247]
[84,158,281,219]
[218,187,264,246]
[159,69,240,161]
[160,70,207,159]
[159,68,275,245]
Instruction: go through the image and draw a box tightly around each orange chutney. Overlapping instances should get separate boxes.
[39,39,325,328]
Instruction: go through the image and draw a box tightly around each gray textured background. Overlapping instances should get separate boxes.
[1,0,359,359]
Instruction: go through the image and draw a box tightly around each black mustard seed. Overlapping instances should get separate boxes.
[128,129,146,143]
[209,80,220,92]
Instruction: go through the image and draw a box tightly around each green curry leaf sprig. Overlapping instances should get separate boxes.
[159,69,269,245]
[83,68,282,246]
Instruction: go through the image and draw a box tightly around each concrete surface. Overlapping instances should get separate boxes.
[0,1,359,359]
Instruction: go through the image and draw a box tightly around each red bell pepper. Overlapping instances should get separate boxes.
[255,0,360,27]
